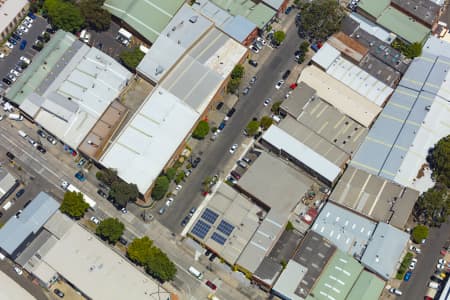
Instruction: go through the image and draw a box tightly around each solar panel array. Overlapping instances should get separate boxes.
[211,232,227,245]
[191,220,211,239]
[201,208,219,224]
[217,220,234,236]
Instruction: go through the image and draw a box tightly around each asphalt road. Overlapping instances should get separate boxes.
[400,221,450,299]
[157,16,302,233]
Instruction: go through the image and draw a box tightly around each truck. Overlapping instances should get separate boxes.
[9,113,23,121]
[117,28,132,46]
[61,181,96,209]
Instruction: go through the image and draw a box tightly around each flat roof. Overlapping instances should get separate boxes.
[136,4,214,83]
[377,7,430,44]
[307,250,364,300]
[423,35,450,57]
[100,87,199,194]
[298,66,382,127]
[280,82,316,118]
[349,13,394,44]
[328,32,369,62]
[346,271,385,300]
[210,0,275,29]
[0,0,28,34]
[361,222,409,279]
[0,192,59,256]
[391,0,441,27]
[277,116,350,167]
[0,169,17,199]
[330,166,419,229]
[263,0,284,10]
[312,202,377,258]
[40,212,170,300]
[272,260,308,300]
[189,184,260,264]
[0,270,36,300]
[103,0,185,43]
[312,43,341,70]
[340,16,360,36]
[357,0,390,19]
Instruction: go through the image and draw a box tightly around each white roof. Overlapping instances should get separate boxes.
[262,126,341,183]
[100,87,199,193]
[272,260,306,300]
[312,43,341,70]
[349,13,395,44]
[299,65,382,127]
[41,216,169,300]
[0,0,28,36]
[0,270,36,300]
[326,56,393,106]
[423,35,450,58]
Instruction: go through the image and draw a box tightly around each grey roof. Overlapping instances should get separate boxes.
[0,169,17,199]
[312,202,377,258]
[341,16,360,36]
[361,222,409,279]
[272,260,308,300]
[280,82,316,119]
[358,54,401,87]
[262,0,284,10]
[20,93,45,118]
[222,15,256,43]
[391,0,441,27]
[330,166,419,229]
[253,256,283,287]
[423,36,450,58]
[0,192,59,255]
[41,91,79,122]
[16,230,52,267]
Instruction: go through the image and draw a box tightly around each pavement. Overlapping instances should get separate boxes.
[89,21,129,60]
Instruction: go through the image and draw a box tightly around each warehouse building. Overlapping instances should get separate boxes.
[0,0,28,41]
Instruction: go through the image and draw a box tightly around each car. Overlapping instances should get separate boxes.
[19,26,28,33]
[15,210,23,218]
[205,280,217,290]
[189,207,196,216]
[184,169,192,177]
[77,158,86,167]
[389,288,402,296]
[282,70,291,80]
[90,216,100,225]
[23,21,32,28]
[404,271,412,281]
[119,236,128,245]
[6,152,15,160]
[5,42,13,49]
[181,216,190,227]
[14,65,23,73]
[37,129,46,138]
[411,257,418,263]
[229,143,238,154]
[121,207,128,214]
[11,33,21,41]
[97,189,108,198]
[2,78,12,85]
[226,107,236,118]
[158,207,166,215]
[264,98,272,106]
[192,157,201,168]
[216,102,224,110]
[74,171,86,182]
[14,266,23,276]
[176,184,183,191]
[256,37,267,45]
[28,12,37,19]
[8,38,17,45]
[20,56,31,64]
[36,145,46,154]
[7,74,16,82]
[439,258,446,264]
[53,288,64,298]
[285,6,293,14]
[25,16,34,23]
[165,197,174,207]
[15,189,25,198]
[0,211,3,218]
[242,86,250,95]
[409,261,416,270]
[250,76,257,85]
[254,41,263,50]
[47,135,57,144]
[226,176,237,184]
[0,53,4,59]
[242,157,252,164]
[275,80,285,89]
[429,281,440,289]
[46,27,56,34]
[230,171,241,180]
[248,59,258,67]
[19,40,27,50]
[209,254,217,261]
[437,263,445,270]
[15,30,23,36]
[218,121,226,131]
[249,45,259,53]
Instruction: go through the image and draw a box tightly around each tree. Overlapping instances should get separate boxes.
[119,47,145,71]
[246,120,260,136]
[227,78,240,94]
[175,171,185,184]
[60,191,89,219]
[96,168,118,186]
[127,236,153,265]
[414,187,450,226]
[80,0,111,31]
[428,135,450,187]
[44,0,85,33]
[228,64,245,94]
[165,168,177,181]
[300,41,310,52]
[110,181,139,207]
[260,116,273,130]
[412,225,429,243]
[404,42,422,59]
[151,176,170,200]
[271,101,283,114]
[231,64,244,79]
[145,247,177,281]
[192,120,210,139]
[273,31,286,45]
[96,218,125,243]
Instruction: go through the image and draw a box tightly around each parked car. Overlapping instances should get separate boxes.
[389,288,402,296]
[216,102,224,110]
[121,207,128,214]
[119,236,128,245]
[189,207,196,216]
[205,280,217,290]
[53,288,64,298]
[181,216,190,227]
[248,59,258,67]
[9,69,20,77]
[74,171,86,182]
[47,135,57,145]
[404,271,412,281]
[158,207,166,215]
[19,40,27,50]
[14,266,23,276]
[192,157,201,168]
[20,56,31,64]
[97,189,108,198]
[250,76,257,85]
[282,70,291,80]
[2,78,12,85]
[36,145,46,154]
[275,80,285,89]
[37,129,46,138]
[165,197,174,207]
[264,98,272,106]
[229,143,238,154]
[230,171,241,180]
[249,45,259,53]
[242,86,250,95]
[90,216,100,225]
[285,6,293,14]
[6,152,15,160]
[15,189,25,198]
[226,107,236,118]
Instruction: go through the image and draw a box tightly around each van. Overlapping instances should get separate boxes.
[9,113,23,121]
[18,130,27,138]
[3,201,12,211]
[80,30,91,44]
[188,266,203,279]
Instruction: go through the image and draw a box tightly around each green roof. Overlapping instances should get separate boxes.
[357,0,390,18]
[377,7,430,44]
[6,31,75,105]
[103,0,185,43]
[210,0,275,29]
[346,271,385,300]
[307,251,363,300]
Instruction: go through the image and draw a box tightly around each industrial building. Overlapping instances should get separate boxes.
[0,270,36,300]
[0,0,28,41]
[0,168,19,204]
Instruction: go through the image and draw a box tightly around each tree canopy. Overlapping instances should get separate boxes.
[151,176,170,200]
[428,135,450,186]
[231,64,244,79]
[260,116,273,130]
[110,181,139,207]
[228,64,245,94]
[44,0,85,33]
[412,225,429,243]
[414,187,450,226]
[96,218,125,244]
[246,120,260,136]
[119,47,145,71]
[127,236,153,264]
[192,120,210,139]
[60,191,89,219]
[273,31,286,45]
[80,0,111,31]
[96,168,118,186]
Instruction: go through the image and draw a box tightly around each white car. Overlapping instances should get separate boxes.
[439,258,446,265]
[249,45,259,54]
[256,37,267,45]
[5,42,13,49]
[23,21,32,28]
[264,98,272,106]
[175,184,182,191]
[20,56,31,64]
[90,216,100,225]
[25,16,34,23]
[409,261,416,270]
[165,197,174,207]
[14,267,23,276]
[10,69,20,77]
[19,26,28,33]
[0,53,5,59]
[121,207,128,214]
[229,143,238,154]
[437,263,445,270]
[275,80,285,89]
[409,245,421,253]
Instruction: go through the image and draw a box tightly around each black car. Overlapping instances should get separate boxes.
[119,236,128,245]
[53,288,64,298]
[226,107,236,118]
[16,189,25,198]
[191,157,201,168]
[11,34,21,41]
[282,69,291,80]
[8,38,17,45]
[6,152,15,160]
[97,189,108,198]
[14,65,23,73]
[181,216,190,227]
[2,78,11,85]
[209,254,217,262]
[37,129,46,138]
[37,145,46,153]
[37,35,45,42]
[46,27,56,34]
[32,45,42,51]
[216,102,224,110]
[248,59,258,67]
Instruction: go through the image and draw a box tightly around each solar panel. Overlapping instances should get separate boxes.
[201,208,219,224]
[211,232,227,245]
[217,220,235,236]
[191,220,211,239]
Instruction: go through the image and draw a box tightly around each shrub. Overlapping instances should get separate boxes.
[412,225,429,243]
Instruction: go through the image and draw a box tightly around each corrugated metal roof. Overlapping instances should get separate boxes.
[357,0,390,18]
[222,15,256,43]
[312,43,340,70]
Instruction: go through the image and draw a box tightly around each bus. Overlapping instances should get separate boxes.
[188,266,203,280]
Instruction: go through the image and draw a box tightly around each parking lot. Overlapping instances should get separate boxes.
[89,21,130,60]
[0,15,49,89]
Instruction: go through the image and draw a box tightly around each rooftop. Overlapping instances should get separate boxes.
[298,65,382,127]
[357,0,390,19]
[377,7,430,44]
[346,271,385,300]
[349,13,394,44]
[0,0,28,36]
[280,82,316,119]
[361,222,409,279]
[0,192,59,256]
[330,166,419,229]
[260,125,342,184]
[0,270,36,300]
[103,0,185,43]
[312,202,377,258]
[0,168,17,199]
[311,43,341,71]
[100,87,199,194]
[391,0,441,28]
[340,16,360,36]
[327,32,369,63]
[262,0,284,10]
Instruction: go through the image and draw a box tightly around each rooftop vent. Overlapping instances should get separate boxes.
[189,16,198,23]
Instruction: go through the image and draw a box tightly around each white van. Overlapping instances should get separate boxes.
[18,130,27,138]
[188,266,203,279]
[80,29,91,44]
[9,113,23,121]
[3,201,12,211]
[428,281,439,289]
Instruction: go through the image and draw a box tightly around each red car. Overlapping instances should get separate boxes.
[205,280,217,290]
